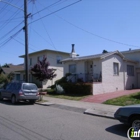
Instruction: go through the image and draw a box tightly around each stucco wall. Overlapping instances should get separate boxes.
[123,62,137,89]
[22,51,69,89]
[93,59,102,77]
[93,54,137,95]
[93,54,125,95]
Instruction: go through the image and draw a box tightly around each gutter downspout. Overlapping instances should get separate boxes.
[123,60,126,90]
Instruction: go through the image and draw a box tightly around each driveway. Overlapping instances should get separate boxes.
[82,89,140,103]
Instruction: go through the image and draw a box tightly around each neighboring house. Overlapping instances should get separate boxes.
[19,49,70,89]
[1,64,24,81]
[62,46,140,95]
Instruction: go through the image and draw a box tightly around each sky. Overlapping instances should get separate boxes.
[0,0,140,65]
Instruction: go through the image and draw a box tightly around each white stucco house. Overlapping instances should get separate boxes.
[19,49,70,89]
[62,46,140,95]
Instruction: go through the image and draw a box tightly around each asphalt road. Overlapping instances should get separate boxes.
[0,100,129,140]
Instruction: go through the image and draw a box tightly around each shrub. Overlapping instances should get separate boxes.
[55,73,71,85]
[56,84,65,94]
[60,83,92,95]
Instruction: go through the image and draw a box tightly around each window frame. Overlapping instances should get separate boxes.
[69,64,76,74]
[113,62,119,76]
[29,58,32,65]
[56,56,62,64]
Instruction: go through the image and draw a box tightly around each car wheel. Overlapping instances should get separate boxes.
[131,116,140,130]
[11,95,16,104]
[0,93,3,101]
[29,100,35,105]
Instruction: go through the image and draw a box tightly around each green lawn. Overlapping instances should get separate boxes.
[103,92,140,106]
[42,88,90,101]
[45,93,89,101]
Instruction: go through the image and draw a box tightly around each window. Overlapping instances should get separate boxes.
[113,63,119,75]
[23,83,37,90]
[69,64,76,74]
[29,58,32,65]
[127,65,134,76]
[56,56,62,64]
[37,56,43,61]
[16,74,20,81]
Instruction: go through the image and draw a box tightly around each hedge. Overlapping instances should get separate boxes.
[59,83,92,95]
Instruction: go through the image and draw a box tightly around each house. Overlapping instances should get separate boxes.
[62,46,140,95]
[1,64,24,81]
[19,49,70,89]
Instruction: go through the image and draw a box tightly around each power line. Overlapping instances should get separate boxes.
[29,0,82,25]
[0,21,24,41]
[0,1,24,31]
[55,15,140,48]
[32,0,62,16]
[34,3,56,49]
[0,28,22,48]
[11,37,63,72]
[0,17,23,23]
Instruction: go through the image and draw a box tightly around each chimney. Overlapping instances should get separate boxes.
[70,44,77,58]
[71,44,75,53]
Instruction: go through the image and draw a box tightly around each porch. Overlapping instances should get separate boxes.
[67,73,102,83]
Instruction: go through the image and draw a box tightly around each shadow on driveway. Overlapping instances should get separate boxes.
[0,99,34,106]
[105,124,129,138]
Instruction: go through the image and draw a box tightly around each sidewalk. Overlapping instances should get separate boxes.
[36,89,140,119]
[36,96,121,119]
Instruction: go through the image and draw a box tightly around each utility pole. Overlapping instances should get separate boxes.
[24,0,29,82]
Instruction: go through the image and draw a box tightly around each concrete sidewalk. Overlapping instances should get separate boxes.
[36,96,121,119]
[36,89,140,119]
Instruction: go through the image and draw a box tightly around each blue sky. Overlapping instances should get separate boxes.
[0,0,140,65]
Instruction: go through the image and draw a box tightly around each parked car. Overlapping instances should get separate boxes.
[114,105,140,129]
[0,82,39,104]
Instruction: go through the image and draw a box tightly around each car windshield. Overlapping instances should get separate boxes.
[23,84,37,90]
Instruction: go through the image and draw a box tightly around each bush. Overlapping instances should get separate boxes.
[56,84,65,94]
[55,73,71,85]
[60,83,92,95]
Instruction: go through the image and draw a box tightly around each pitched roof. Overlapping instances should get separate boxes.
[19,49,70,58]
[121,49,140,54]
[2,64,24,74]
[61,51,124,62]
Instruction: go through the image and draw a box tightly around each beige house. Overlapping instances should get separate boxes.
[1,64,24,81]
[19,49,70,89]
[62,47,140,95]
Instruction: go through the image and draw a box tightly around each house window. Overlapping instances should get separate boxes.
[16,74,20,81]
[30,58,32,65]
[56,56,62,64]
[113,62,119,75]
[127,65,134,76]
[37,56,43,61]
[69,64,76,74]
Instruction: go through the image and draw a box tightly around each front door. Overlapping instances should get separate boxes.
[88,61,93,82]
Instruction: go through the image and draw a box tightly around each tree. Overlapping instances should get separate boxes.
[0,72,15,87]
[0,66,3,74]
[30,56,56,82]
[2,63,9,68]
[102,50,108,54]
[30,56,56,100]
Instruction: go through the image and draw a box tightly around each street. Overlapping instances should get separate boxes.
[0,100,129,140]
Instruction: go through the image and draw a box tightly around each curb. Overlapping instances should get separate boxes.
[35,102,54,106]
[36,102,115,120]
[84,108,115,119]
